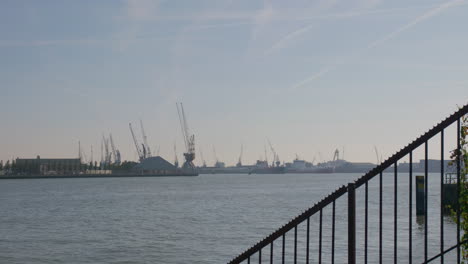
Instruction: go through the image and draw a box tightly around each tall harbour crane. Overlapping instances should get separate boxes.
[212,146,219,166]
[374,146,382,164]
[176,102,195,170]
[102,135,111,165]
[109,133,121,165]
[236,144,243,167]
[200,148,207,167]
[332,149,340,161]
[129,123,144,162]
[78,141,88,164]
[267,139,280,167]
[140,120,152,158]
[174,142,179,168]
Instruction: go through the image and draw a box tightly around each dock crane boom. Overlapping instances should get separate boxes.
[236,144,243,167]
[109,133,121,165]
[174,142,179,168]
[140,120,152,158]
[129,123,144,162]
[200,148,207,167]
[267,139,280,167]
[102,135,111,165]
[176,102,195,169]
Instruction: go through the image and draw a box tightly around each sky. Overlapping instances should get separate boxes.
[1,0,467,166]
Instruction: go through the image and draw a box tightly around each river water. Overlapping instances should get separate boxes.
[0,173,460,263]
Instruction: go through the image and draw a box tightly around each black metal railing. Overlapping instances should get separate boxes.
[228,103,468,264]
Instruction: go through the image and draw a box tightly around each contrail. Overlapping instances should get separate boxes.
[288,0,466,92]
[366,0,465,49]
[264,23,316,55]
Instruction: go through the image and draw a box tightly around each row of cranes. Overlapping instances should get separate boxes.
[78,133,122,166]
[128,102,196,171]
[198,140,280,168]
[101,134,121,166]
[129,120,152,162]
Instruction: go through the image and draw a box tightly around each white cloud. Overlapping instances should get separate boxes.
[286,0,466,92]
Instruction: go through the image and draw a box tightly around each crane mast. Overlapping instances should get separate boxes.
[109,133,121,165]
[102,135,111,165]
[267,139,280,167]
[176,102,195,170]
[140,120,152,158]
[212,146,218,165]
[129,123,144,162]
[332,149,340,161]
[200,148,207,167]
[236,144,243,167]
[174,142,179,168]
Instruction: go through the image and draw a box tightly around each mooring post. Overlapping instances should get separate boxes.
[416,176,425,216]
[348,182,356,264]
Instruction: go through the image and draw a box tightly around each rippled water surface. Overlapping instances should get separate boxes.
[0,173,460,263]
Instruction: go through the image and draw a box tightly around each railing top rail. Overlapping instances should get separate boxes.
[354,103,468,188]
[228,185,347,264]
[228,103,468,264]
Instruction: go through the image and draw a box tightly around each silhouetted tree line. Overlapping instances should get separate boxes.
[0,159,138,175]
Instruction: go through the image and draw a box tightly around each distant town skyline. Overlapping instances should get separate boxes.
[1,0,468,165]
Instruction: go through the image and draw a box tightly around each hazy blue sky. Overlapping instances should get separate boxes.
[1,0,467,165]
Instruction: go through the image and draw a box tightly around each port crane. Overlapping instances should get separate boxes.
[200,148,207,167]
[79,141,90,164]
[236,144,243,167]
[140,120,152,158]
[212,146,219,166]
[174,142,179,168]
[129,123,145,162]
[176,102,195,170]
[267,139,280,167]
[102,135,112,165]
[332,149,340,161]
[109,133,121,165]
[374,146,382,164]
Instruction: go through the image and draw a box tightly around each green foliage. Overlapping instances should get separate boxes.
[461,115,468,261]
[451,112,468,261]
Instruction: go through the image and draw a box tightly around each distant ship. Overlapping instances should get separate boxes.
[249,160,285,174]
[284,158,334,173]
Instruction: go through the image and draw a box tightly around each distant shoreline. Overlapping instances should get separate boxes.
[0,173,198,180]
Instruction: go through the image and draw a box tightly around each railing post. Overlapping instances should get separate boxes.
[348,182,356,264]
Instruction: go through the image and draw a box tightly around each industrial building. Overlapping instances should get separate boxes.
[15,156,81,175]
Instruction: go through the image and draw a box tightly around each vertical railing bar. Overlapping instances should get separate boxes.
[409,151,413,264]
[259,248,262,264]
[348,183,356,264]
[248,256,250,264]
[365,181,368,264]
[270,242,273,264]
[307,217,310,264]
[282,234,285,264]
[319,208,323,264]
[424,141,428,262]
[440,130,444,264]
[379,172,383,264]
[332,200,335,264]
[457,119,461,263]
[294,226,297,264]
[394,162,398,264]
